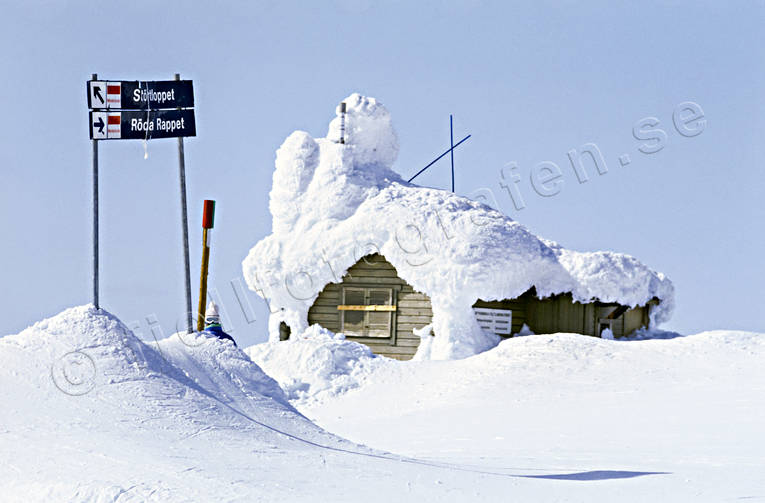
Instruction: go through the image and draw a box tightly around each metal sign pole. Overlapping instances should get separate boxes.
[175,73,193,334]
[92,73,100,310]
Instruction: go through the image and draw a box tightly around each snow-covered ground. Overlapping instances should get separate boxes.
[2,306,763,501]
[252,329,765,502]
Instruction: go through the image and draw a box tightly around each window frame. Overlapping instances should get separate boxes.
[339,285,397,341]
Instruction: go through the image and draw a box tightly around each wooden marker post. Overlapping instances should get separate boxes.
[197,199,215,331]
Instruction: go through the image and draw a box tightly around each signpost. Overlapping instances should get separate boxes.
[87,74,197,333]
[174,74,194,337]
[91,74,100,311]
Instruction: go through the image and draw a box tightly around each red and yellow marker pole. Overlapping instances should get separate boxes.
[197,200,215,332]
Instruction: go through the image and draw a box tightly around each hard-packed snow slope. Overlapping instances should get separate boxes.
[242,94,674,360]
[0,305,336,500]
[0,306,537,502]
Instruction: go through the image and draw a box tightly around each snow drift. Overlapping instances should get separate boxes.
[0,305,361,500]
[242,93,674,360]
[3,304,296,418]
[302,328,765,503]
[245,325,387,406]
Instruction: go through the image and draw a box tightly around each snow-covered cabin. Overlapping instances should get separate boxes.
[243,94,674,361]
[304,253,659,360]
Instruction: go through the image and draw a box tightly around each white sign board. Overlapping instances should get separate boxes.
[88,81,107,108]
[473,307,513,336]
[90,111,107,140]
[87,81,121,109]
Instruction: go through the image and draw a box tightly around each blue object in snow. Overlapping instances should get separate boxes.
[203,301,236,346]
[203,324,236,346]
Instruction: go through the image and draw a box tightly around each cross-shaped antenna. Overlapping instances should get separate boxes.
[450,114,455,192]
[408,114,470,192]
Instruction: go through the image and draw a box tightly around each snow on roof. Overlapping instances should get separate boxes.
[242,93,674,360]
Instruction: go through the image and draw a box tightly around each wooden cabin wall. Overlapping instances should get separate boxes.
[394,285,432,356]
[525,295,651,337]
[526,293,587,335]
[583,303,596,335]
[307,254,427,360]
[307,283,342,333]
[623,305,650,335]
[306,254,656,360]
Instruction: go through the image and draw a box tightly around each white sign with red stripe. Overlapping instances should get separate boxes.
[107,113,121,138]
[88,81,123,109]
[90,112,122,139]
[106,83,121,108]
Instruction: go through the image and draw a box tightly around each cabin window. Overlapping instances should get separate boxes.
[339,287,395,338]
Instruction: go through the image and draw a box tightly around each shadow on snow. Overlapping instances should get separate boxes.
[521,470,669,481]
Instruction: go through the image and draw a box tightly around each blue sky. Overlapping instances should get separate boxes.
[1,1,763,346]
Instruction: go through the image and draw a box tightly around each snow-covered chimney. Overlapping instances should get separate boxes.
[339,102,346,144]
